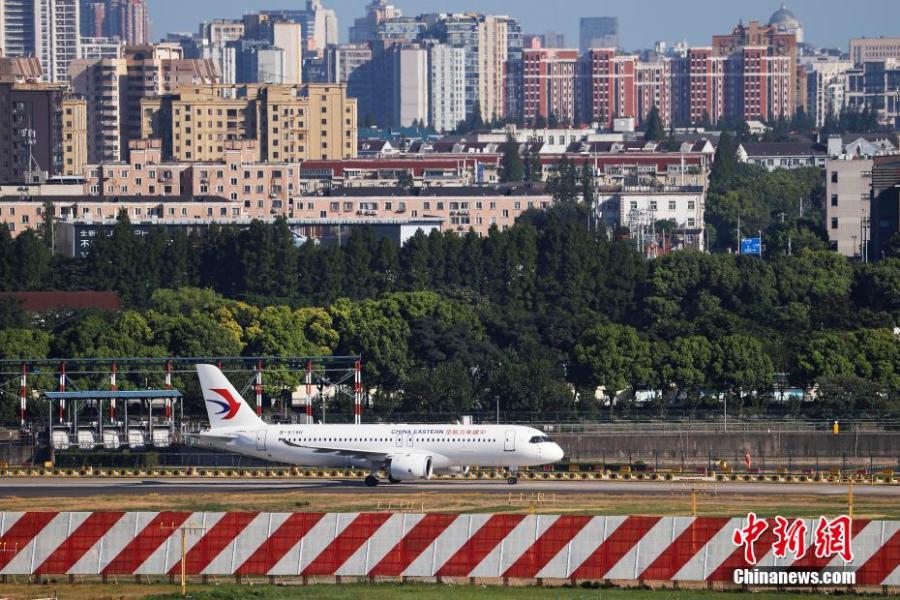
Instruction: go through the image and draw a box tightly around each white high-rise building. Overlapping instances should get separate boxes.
[0,3,6,53]
[392,44,428,127]
[805,58,853,128]
[272,21,303,84]
[35,0,80,82]
[3,0,80,82]
[428,44,465,132]
[305,0,337,55]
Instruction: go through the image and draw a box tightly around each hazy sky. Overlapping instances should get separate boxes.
[148,0,900,51]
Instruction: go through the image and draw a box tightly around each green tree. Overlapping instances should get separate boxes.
[574,323,653,414]
[499,133,524,182]
[547,156,579,203]
[644,105,666,141]
[710,335,774,416]
[0,328,50,359]
[0,295,27,328]
[660,336,714,411]
[710,131,738,188]
[581,163,595,206]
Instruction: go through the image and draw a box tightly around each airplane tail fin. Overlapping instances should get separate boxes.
[196,364,265,429]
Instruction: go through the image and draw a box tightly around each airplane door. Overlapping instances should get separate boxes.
[256,430,267,451]
[504,429,516,452]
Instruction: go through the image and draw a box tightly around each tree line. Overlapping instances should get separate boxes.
[1,196,899,422]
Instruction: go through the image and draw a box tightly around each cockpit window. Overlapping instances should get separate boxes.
[529,436,553,443]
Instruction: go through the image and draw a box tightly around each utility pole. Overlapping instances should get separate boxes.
[736,213,741,254]
[161,522,207,596]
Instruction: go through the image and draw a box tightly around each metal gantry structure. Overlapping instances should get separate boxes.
[0,356,364,449]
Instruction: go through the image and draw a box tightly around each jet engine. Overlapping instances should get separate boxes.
[388,454,433,480]
[433,465,470,476]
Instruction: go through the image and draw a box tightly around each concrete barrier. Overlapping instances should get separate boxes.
[0,511,896,588]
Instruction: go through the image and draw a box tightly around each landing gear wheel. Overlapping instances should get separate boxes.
[364,475,379,487]
[507,476,518,485]
[388,476,400,484]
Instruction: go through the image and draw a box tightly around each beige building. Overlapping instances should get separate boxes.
[69,44,219,164]
[850,37,900,65]
[826,157,873,257]
[141,83,357,163]
[477,15,509,123]
[61,95,87,176]
[294,188,551,235]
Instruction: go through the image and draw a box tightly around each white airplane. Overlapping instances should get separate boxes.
[191,364,564,486]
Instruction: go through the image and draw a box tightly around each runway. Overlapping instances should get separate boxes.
[2,477,898,497]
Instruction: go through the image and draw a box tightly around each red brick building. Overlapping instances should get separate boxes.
[521,45,579,126]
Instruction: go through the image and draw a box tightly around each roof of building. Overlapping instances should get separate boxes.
[740,142,826,157]
[326,184,551,197]
[769,4,801,27]
[0,291,122,312]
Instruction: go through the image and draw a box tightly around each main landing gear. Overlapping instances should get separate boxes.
[364,474,401,486]
[507,476,518,485]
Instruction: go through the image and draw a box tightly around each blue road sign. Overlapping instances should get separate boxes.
[740,237,762,255]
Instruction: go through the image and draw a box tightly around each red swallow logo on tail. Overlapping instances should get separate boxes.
[206,388,241,420]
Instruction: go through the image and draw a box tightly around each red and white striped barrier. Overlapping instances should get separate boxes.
[0,513,897,584]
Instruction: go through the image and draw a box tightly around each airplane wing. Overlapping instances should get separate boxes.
[282,439,437,460]
[283,439,390,457]
[185,431,239,444]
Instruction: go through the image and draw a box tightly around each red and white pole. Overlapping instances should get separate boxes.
[353,360,362,425]
[164,361,173,420]
[110,362,117,421]
[58,361,66,421]
[305,360,313,419]
[255,360,263,417]
[19,363,27,428]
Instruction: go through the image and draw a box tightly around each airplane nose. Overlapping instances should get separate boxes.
[549,443,564,463]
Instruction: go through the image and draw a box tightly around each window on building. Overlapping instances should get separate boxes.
[831,171,838,183]
[669,200,676,210]
[831,195,838,207]
[831,217,838,229]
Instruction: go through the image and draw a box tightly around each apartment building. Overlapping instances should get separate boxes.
[60,95,87,176]
[294,186,553,235]
[84,139,302,219]
[850,37,900,66]
[69,44,219,163]
[869,154,900,261]
[598,186,706,251]
[0,81,78,183]
[712,20,797,120]
[846,59,900,128]
[521,45,578,126]
[2,0,80,83]
[825,157,873,257]
[427,43,466,133]
[141,83,357,163]
[805,58,854,128]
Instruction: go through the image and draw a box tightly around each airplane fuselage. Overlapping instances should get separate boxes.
[194,423,563,472]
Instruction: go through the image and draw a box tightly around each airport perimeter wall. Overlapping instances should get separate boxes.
[556,431,900,463]
[0,512,897,587]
